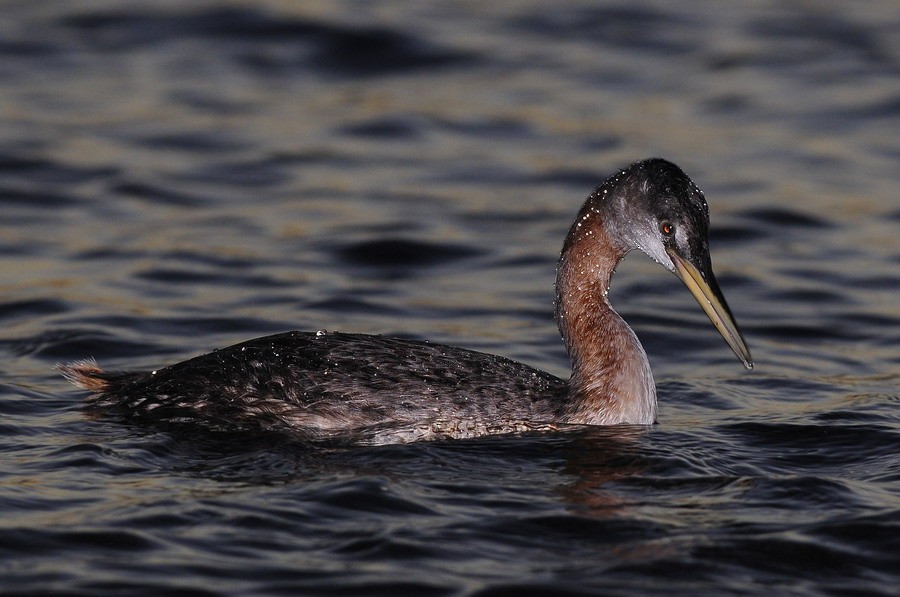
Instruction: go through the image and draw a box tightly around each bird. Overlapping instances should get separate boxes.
[60,158,752,443]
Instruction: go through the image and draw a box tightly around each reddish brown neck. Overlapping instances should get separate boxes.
[555,224,658,425]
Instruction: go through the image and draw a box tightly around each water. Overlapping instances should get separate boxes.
[1,1,898,594]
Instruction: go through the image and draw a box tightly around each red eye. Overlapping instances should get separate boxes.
[660,221,675,237]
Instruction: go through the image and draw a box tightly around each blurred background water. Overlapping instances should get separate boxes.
[1,1,898,595]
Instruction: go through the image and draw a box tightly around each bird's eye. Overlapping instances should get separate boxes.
[659,221,675,237]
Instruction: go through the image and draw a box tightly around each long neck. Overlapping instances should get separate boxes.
[554,228,657,425]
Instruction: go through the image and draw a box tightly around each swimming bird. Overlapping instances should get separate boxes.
[60,158,752,442]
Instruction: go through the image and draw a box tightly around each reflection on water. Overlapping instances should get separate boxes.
[1,1,898,595]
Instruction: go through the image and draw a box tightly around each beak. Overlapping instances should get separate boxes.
[666,247,753,369]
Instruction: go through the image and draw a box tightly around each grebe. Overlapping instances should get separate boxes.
[60,158,752,442]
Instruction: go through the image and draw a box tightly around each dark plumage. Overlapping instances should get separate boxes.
[62,332,567,436]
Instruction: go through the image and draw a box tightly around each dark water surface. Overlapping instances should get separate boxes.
[2,1,899,595]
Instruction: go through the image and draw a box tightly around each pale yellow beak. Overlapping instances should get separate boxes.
[667,248,753,369]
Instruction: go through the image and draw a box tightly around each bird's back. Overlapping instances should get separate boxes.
[63,331,569,438]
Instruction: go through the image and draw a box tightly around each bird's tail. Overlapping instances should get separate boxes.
[57,359,112,392]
